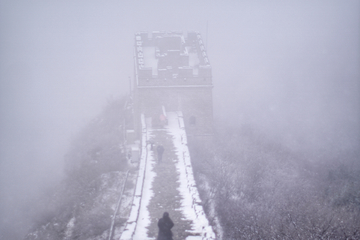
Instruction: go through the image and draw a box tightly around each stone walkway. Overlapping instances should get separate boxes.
[120,112,215,240]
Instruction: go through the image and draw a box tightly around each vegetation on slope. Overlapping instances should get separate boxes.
[25,98,133,240]
[190,124,360,239]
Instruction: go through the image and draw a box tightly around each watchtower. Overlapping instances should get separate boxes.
[132,31,213,140]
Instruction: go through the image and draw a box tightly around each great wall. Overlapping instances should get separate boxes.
[118,31,216,239]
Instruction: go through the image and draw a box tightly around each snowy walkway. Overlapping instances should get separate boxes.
[120,112,215,240]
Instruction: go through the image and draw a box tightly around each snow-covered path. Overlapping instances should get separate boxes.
[166,111,216,239]
[119,112,215,240]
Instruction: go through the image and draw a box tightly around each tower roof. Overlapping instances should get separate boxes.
[134,31,212,87]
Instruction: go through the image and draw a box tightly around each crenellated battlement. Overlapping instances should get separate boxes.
[134,31,212,87]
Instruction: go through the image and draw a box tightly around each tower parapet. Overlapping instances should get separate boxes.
[135,31,212,86]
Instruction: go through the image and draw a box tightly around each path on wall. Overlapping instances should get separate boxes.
[120,111,215,240]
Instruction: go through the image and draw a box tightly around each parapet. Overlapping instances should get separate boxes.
[134,31,212,87]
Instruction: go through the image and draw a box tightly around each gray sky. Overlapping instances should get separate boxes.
[0,0,359,237]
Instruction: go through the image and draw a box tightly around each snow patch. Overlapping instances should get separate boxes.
[64,217,75,240]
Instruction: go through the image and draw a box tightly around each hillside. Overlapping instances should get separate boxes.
[24,97,360,240]
[190,125,360,239]
[25,98,137,240]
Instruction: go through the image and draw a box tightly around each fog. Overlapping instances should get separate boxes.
[0,0,359,238]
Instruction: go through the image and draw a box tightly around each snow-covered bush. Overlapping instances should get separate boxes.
[190,124,360,239]
[25,98,132,240]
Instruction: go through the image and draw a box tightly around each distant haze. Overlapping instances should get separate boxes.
[0,0,359,238]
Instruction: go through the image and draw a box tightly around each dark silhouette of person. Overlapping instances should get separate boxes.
[157,144,165,162]
[157,212,174,240]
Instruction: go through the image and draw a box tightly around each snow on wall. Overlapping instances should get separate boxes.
[119,114,155,240]
[166,111,216,240]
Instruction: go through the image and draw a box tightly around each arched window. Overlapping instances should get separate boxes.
[189,116,196,126]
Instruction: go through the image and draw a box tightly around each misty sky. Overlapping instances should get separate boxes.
[0,0,359,237]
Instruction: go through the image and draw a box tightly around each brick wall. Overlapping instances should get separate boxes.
[134,86,213,136]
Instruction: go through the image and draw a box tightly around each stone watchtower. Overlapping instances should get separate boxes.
[133,31,213,139]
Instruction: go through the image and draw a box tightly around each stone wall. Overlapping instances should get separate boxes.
[134,86,213,136]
